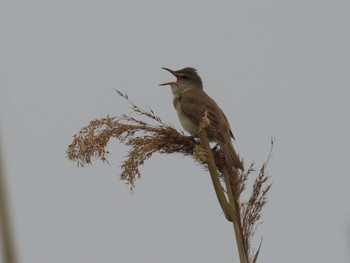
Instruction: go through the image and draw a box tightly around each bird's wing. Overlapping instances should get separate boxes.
[221,110,236,140]
[179,90,243,170]
[179,91,236,140]
[179,92,220,128]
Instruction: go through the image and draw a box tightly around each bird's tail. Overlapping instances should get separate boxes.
[219,141,244,171]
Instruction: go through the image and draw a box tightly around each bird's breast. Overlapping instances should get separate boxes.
[173,96,198,136]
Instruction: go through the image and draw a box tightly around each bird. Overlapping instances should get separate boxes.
[159,67,244,171]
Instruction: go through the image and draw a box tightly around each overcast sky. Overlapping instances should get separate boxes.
[1,0,350,262]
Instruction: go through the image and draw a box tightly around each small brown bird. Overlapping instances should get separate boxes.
[159,67,244,171]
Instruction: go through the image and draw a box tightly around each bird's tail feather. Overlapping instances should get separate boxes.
[220,141,244,171]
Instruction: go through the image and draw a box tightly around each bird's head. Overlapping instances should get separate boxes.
[159,67,203,95]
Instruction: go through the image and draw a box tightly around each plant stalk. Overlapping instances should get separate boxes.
[198,128,248,263]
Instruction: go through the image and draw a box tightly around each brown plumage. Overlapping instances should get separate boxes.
[160,67,244,171]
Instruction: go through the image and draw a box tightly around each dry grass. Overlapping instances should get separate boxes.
[66,90,272,263]
[241,142,273,262]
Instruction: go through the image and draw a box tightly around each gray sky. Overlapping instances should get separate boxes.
[1,0,349,262]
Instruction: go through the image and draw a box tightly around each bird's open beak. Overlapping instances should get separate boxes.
[159,67,177,86]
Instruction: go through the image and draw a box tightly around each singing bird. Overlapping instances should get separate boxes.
[159,67,244,171]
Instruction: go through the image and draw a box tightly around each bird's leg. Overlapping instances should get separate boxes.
[212,143,219,152]
[211,144,220,161]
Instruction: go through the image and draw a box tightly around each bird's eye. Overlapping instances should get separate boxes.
[181,75,188,80]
